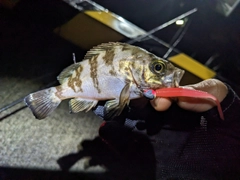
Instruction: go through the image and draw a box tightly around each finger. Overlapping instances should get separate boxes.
[177,96,216,112]
[178,79,228,112]
[185,79,228,103]
[150,97,172,111]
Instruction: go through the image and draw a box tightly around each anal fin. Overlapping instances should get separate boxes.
[69,98,98,113]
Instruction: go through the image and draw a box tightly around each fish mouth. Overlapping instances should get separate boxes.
[163,67,185,88]
[173,68,185,87]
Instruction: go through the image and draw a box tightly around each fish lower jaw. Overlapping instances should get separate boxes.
[174,80,179,87]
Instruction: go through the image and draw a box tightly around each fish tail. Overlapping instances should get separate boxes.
[24,87,62,120]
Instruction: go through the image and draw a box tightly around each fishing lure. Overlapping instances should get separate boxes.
[143,87,224,120]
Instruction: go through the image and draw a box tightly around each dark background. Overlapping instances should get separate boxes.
[0,0,240,94]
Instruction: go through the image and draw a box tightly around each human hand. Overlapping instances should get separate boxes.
[94,79,228,135]
[150,79,228,112]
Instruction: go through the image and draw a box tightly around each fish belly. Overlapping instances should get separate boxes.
[58,76,127,101]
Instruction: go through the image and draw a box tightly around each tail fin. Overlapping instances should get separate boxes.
[24,87,61,120]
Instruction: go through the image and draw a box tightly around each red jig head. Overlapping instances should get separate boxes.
[143,87,224,120]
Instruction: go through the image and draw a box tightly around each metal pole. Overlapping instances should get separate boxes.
[127,8,197,44]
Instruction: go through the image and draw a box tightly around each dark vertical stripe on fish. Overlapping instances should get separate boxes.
[122,44,130,52]
[102,49,115,66]
[118,59,126,71]
[75,65,83,92]
[68,76,76,92]
[89,55,101,93]
[142,66,147,85]
[122,44,143,57]
[103,49,117,77]
[109,69,117,76]
[67,65,83,92]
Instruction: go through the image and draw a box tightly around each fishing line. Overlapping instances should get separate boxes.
[163,17,192,59]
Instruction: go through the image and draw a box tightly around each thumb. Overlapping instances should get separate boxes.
[150,97,172,111]
[177,79,228,112]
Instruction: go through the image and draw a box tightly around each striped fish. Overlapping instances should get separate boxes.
[24,42,184,120]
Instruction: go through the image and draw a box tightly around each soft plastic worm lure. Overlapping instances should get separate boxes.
[143,88,224,120]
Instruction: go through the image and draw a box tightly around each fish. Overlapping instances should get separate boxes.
[24,42,185,120]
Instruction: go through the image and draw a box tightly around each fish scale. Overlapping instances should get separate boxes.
[24,42,184,120]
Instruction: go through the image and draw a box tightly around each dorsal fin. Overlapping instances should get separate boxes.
[83,42,124,61]
[57,63,80,84]
[57,42,127,84]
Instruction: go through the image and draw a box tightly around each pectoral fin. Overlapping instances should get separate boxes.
[69,98,98,113]
[104,83,131,120]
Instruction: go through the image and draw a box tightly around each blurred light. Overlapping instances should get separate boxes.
[216,0,240,16]
[175,19,185,25]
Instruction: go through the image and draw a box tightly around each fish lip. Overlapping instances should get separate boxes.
[174,69,185,87]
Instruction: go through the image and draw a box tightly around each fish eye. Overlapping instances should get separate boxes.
[150,60,166,74]
[154,64,163,72]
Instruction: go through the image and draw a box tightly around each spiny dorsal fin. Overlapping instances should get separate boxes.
[57,63,80,84]
[83,42,125,61]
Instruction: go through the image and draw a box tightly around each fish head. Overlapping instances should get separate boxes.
[139,58,185,89]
